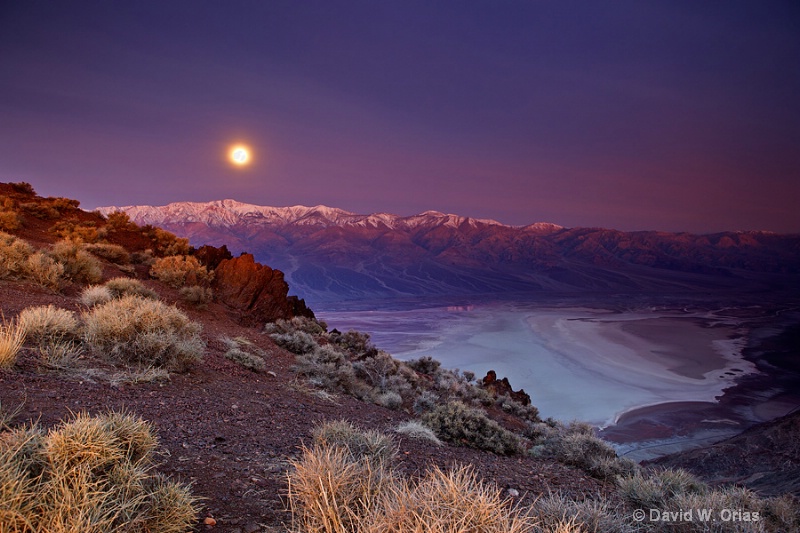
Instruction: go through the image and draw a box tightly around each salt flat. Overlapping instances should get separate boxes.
[317,301,755,427]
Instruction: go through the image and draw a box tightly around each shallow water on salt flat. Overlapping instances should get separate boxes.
[316,300,754,426]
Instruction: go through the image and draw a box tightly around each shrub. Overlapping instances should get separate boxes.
[0,316,25,369]
[221,336,267,372]
[374,391,403,410]
[0,411,198,532]
[104,276,159,300]
[312,420,398,467]
[394,421,443,446]
[18,305,79,345]
[49,240,103,284]
[179,285,213,307]
[150,255,213,288]
[20,201,59,219]
[421,401,524,455]
[10,182,35,195]
[104,211,136,231]
[37,338,84,369]
[0,231,32,279]
[24,252,65,290]
[0,209,20,230]
[143,226,190,256]
[81,285,114,307]
[83,295,205,371]
[84,242,130,264]
[270,330,318,355]
[406,355,442,375]
[50,220,100,243]
[332,329,378,358]
[264,316,327,336]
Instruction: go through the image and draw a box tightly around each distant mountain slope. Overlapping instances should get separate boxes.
[99,200,800,303]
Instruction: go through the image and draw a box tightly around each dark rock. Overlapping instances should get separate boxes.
[213,253,314,326]
[195,244,233,270]
[482,370,531,406]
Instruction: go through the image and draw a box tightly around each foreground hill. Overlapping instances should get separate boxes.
[100,200,800,302]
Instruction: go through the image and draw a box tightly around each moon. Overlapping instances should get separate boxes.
[229,145,250,166]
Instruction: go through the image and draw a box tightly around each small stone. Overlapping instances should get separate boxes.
[267,371,277,377]
[203,516,217,526]
[244,522,261,533]
[506,488,520,498]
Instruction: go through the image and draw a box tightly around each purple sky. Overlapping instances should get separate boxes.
[1,1,799,233]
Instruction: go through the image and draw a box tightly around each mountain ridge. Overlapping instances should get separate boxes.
[98,200,800,303]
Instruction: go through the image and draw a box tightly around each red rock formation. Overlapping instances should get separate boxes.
[213,253,314,326]
[482,370,532,406]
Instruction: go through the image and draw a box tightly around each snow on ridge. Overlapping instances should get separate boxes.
[97,199,557,231]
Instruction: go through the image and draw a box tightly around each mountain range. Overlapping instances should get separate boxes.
[98,200,800,303]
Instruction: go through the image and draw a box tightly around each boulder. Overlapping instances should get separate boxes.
[195,244,233,270]
[213,253,314,326]
[481,370,531,406]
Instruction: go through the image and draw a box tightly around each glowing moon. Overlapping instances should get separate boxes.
[229,145,250,166]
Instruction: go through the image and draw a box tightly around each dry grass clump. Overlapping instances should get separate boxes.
[365,465,537,533]
[83,295,205,371]
[421,400,524,455]
[0,231,33,279]
[48,239,103,284]
[84,242,130,264]
[17,305,79,345]
[104,277,158,300]
[532,493,633,533]
[0,316,25,369]
[0,411,198,533]
[150,255,213,288]
[288,424,536,533]
[221,336,267,372]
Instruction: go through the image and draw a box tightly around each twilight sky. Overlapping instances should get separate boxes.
[1,1,799,233]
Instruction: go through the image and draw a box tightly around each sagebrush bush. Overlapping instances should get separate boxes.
[271,330,319,355]
[84,242,131,264]
[24,252,65,290]
[0,231,32,279]
[394,421,443,446]
[142,226,190,256]
[532,493,633,533]
[421,400,524,455]
[179,285,213,307]
[221,336,267,372]
[18,305,79,344]
[0,209,20,230]
[49,239,103,284]
[0,411,198,533]
[0,316,25,369]
[312,420,398,467]
[81,284,114,307]
[50,220,101,243]
[150,255,213,288]
[83,295,205,371]
[104,276,159,300]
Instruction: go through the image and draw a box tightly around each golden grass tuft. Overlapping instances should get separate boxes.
[0,411,198,533]
[82,295,204,371]
[48,240,103,284]
[17,305,79,345]
[23,252,64,291]
[366,465,536,533]
[0,231,32,280]
[0,316,25,369]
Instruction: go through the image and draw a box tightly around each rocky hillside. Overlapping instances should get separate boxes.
[3,183,798,532]
[100,199,800,302]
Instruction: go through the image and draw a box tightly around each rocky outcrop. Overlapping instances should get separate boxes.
[213,253,314,326]
[195,244,233,270]
[481,370,532,406]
